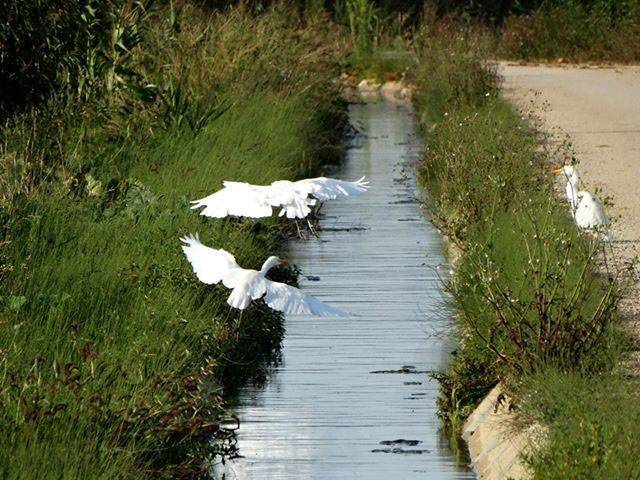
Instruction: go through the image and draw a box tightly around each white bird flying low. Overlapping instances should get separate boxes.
[181,234,348,316]
[190,176,370,220]
[552,165,613,241]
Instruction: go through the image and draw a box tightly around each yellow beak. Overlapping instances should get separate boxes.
[551,167,563,174]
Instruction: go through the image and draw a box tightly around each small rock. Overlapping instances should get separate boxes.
[380,80,404,97]
[357,78,382,94]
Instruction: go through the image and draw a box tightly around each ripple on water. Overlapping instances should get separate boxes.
[213,100,474,480]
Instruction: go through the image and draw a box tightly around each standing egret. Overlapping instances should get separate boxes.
[553,165,580,212]
[181,234,347,316]
[190,176,369,236]
[552,166,613,241]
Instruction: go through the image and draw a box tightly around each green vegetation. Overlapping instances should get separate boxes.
[498,0,640,62]
[418,0,640,62]
[519,370,640,478]
[413,18,638,478]
[0,3,345,478]
[3,0,639,477]
[334,2,415,80]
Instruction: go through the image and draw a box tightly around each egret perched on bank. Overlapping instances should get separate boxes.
[552,165,613,241]
[181,234,347,316]
[190,176,369,235]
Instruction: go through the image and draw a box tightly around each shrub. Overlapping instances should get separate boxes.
[499,0,640,62]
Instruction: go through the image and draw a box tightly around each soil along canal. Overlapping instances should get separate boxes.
[214,100,473,479]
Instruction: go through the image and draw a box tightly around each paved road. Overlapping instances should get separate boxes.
[498,62,640,324]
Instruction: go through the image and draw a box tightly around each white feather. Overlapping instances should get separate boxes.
[181,235,347,314]
[263,280,348,316]
[574,192,613,241]
[180,234,244,288]
[190,182,273,218]
[191,177,369,220]
[294,176,370,202]
[556,166,612,241]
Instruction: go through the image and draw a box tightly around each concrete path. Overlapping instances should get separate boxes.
[498,62,640,326]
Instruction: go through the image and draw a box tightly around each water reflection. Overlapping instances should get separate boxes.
[213,100,474,479]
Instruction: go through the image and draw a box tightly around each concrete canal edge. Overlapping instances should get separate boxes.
[462,385,542,480]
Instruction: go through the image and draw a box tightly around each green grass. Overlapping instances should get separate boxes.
[519,371,640,479]
[412,19,638,477]
[0,5,346,479]
[0,89,343,480]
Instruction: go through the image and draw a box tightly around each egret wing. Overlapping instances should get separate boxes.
[263,280,348,316]
[294,176,369,202]
[181,234,245,288]
[190,181,275,218]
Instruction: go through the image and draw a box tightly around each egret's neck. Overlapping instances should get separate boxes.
[259,257,280,276]
[566,172,579,206]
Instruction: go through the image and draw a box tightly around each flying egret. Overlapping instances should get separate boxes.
[181,234,348,316]
[190,177,369,236]
[552,166,613,241]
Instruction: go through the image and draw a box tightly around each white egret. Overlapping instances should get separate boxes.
[181,234,347,316]
[190,176,369,235]
[553,165,580,212]
[552,166,612,241]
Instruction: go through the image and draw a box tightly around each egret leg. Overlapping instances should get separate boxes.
[306,202,322,237]
[601,241,611,278]
[307,218,319,237]
[235,310,244,341]
[295,220,306,240]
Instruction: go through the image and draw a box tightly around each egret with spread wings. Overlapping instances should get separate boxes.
[190,177,369,235]
[181,234,347,316]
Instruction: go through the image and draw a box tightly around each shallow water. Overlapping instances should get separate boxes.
[214,100,474,479]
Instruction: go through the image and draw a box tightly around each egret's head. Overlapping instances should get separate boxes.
[551,165,578,178]
[260,256,288,274]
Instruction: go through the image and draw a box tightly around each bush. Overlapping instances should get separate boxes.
[413,16,497,127]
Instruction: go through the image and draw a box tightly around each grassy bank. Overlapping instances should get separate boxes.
[413,21,639,477]
[0,4,345,479]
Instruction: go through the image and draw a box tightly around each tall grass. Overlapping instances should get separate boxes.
[334,0,420,79]
[0,4,346,478]
[336,0,380,56]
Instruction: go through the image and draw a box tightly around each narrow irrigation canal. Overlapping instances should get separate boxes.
[214,100,474,479]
